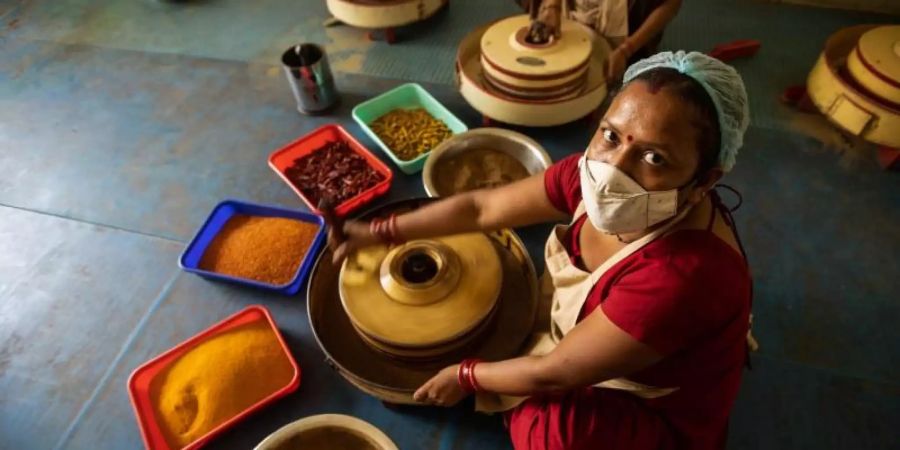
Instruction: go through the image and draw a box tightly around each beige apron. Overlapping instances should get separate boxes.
[566,0,629,48]
[477,201,690,413]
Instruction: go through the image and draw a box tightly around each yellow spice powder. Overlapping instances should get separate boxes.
[150,322,294,448]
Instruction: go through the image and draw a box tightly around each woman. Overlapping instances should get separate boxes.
[331,51,752,449]
[520,0,683,81]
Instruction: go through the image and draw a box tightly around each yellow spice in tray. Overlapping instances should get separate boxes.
[370,108,453,161]
[150,322,294,448]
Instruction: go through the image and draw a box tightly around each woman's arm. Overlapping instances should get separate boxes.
[623,0,682,53]
[332,173,567,262]
[414,307,662,404]
[474,308,661,395]
[607,0,682,80]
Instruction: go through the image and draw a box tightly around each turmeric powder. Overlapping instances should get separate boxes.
[199,215,319,285]
[150,322,294,449]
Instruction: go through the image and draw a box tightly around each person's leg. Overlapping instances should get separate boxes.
[507,388,675,450]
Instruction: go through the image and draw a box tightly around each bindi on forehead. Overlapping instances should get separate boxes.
[626,135,634,142]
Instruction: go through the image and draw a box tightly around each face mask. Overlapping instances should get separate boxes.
[579,157,688,234]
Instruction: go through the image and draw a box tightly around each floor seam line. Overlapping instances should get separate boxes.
[0,202,187,244]
[51,271,181,450]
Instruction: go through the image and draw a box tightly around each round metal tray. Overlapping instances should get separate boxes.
[307,198,539,404]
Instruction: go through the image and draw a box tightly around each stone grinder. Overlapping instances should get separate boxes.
[307,199,539,404]
[457,14,611,127]
[326,0,449,44]
[806,25,900,169]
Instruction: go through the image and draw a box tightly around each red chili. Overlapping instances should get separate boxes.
[284,140,385,206]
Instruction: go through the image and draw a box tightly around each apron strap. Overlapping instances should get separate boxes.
[712,185,759,367]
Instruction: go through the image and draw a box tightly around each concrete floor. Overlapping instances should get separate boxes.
[1,0,898,449]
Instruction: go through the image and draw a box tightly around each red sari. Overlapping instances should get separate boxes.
[508,155,751,450]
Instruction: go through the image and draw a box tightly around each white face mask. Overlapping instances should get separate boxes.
[579,157,685,234]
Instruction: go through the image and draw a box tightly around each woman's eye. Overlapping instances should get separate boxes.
[601,129,619,146]
[642,151,665,166]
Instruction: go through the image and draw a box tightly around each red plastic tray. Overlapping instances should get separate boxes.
[128,306,300,450]
[268,124,393,217]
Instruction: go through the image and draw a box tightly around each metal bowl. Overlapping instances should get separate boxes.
[422,128,552,197]
[254,414,398,450]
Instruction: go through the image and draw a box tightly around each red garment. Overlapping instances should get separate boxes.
[508,155,751,450]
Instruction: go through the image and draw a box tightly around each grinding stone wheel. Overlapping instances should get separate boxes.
[846,25,900,105]
[340,233,502,349]
[456,22,610,127]
[326,0,448,29]
[808,25,900,148]
[480,15,593,100]
[307,199,539,404]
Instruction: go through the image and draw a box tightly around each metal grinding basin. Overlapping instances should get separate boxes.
[308,199,539,404]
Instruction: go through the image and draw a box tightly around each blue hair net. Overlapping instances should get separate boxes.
[623,51,750,172]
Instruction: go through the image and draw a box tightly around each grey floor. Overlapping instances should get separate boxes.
[1,0,898,449]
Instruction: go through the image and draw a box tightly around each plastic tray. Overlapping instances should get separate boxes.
[352,83,468,174]
[179,199,326,295]
[268,124,393,217]
[128,305,300,450]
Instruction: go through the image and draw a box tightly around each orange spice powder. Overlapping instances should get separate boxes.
[199,215,319,285]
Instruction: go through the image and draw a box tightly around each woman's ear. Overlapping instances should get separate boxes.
[687,168,724,204]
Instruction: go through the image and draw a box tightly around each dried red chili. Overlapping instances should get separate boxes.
[284,140,385,206]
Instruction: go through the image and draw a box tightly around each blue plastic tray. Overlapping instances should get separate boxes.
[179,199,326,295]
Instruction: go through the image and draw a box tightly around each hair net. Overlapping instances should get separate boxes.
[623,51,750,172]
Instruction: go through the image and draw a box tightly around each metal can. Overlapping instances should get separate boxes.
[282,43,339,114]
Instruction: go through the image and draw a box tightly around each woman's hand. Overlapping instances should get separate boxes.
[413,365,468,407]
[329,220,380,264]
[605,47,629,82]
[529,0,562,43]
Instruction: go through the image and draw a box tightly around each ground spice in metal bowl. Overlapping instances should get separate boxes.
[434,149,531,195]
[199,215,319,285]
[269,427,379,450]
[284,140,385,206]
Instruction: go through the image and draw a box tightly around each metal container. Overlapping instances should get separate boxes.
[422,128,552,198]
[282,43,338,114]
[255,414,398,450]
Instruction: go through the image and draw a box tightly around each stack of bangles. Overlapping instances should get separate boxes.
[369,214,404,245]
[457,358,483,394]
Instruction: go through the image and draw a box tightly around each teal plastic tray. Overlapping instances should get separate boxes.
[352,83,468,174]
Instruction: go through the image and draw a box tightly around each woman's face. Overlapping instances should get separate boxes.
[587,81,711,194]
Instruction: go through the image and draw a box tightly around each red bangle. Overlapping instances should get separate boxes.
[370,217,390,244]
[369,214,404,245]
[387,214,403,244]
[457,359,483,393]
[469,359,483,392]
[369,218,382,242]
[457,363,471,393]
